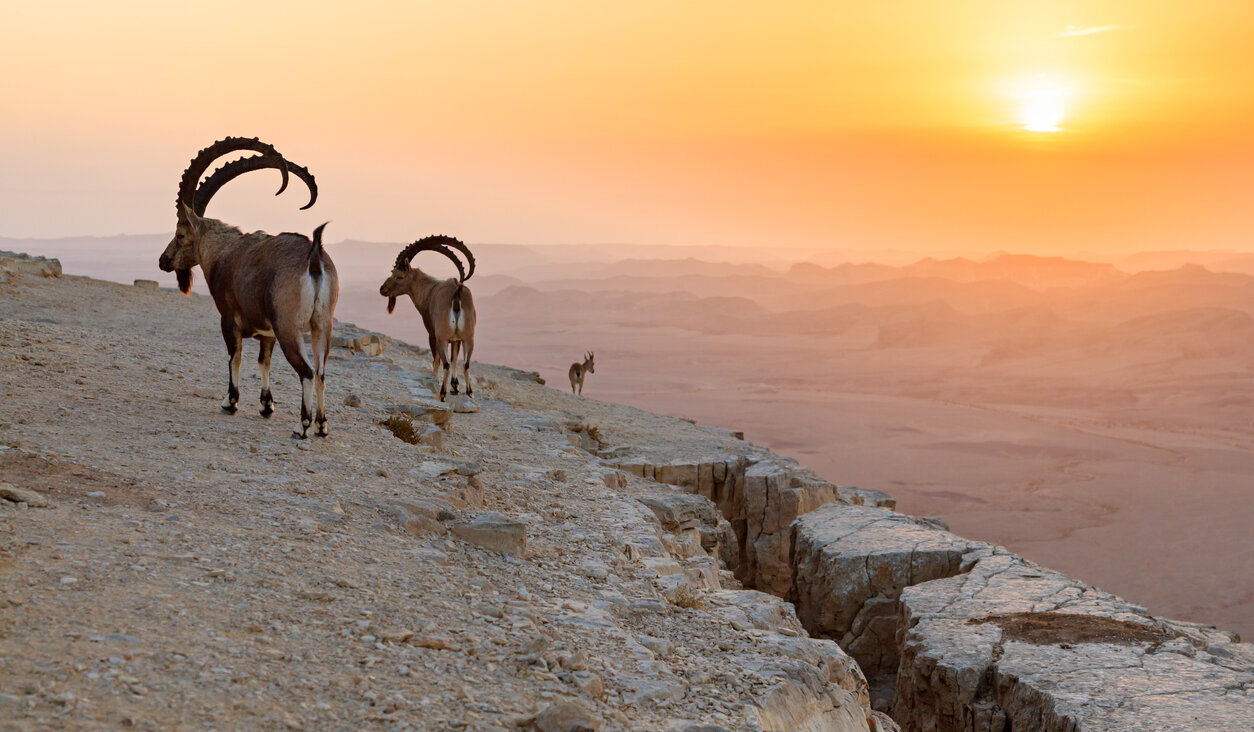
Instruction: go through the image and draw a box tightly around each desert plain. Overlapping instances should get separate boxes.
[9,234,1254,640]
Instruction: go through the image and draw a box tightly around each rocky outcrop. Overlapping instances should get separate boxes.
[616,453,893,594]
[0,250,61,280]
[895,550,1254,732]
[789,503,1254,730]
[789,504,976,701]
[639,490,739,575]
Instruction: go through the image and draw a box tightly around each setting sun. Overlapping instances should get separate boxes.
[1016,75,1071,133]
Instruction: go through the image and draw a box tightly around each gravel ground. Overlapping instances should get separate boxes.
[0,271,872,731]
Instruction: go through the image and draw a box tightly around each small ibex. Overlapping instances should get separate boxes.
[380,236,476,401]
[568,352,595,395]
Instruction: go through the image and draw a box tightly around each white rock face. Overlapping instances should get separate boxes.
[620,453,893,595]
[788,503,1254,731]
[790,505,977,680]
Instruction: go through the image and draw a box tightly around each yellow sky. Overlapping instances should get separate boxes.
[2,1,1254,254]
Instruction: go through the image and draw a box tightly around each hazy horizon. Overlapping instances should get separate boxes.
[5,1,1254,255]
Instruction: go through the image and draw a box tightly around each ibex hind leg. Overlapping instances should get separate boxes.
[428,334,442,396]
[449,340,462,396]
[463,341,474,397]
[311,324,330,437]
[438,343,453,401]
[277,332,315,439]
[257,336,276,417]
[220,318,243,414]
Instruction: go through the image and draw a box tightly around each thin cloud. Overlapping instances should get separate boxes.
[1059,24,1138,37]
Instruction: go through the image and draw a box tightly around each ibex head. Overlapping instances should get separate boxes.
[158,202,207,294]
[379,263,414,315]
[381,235,472,314]
[585,351,595,373]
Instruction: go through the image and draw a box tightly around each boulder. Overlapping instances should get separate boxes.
[388,398,451,426]
[450,512,526,557]
[379,498,454,536]
[446,394,478,413]
[533,700,601,731]
[0,483,51,508]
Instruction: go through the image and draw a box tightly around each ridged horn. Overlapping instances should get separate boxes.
[193,154,318,215]
[394,235,467,282]
[176,137,288,210]
[439,238,476,282]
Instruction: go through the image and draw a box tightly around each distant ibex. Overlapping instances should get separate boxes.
[380,236,476,401]
[569,352,595,395]
[158,137,338,439]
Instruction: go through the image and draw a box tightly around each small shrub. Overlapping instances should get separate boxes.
[380,414,420,444]
[670,585,706,610]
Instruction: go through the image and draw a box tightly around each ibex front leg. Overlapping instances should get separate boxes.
[257,336,276,418]
[220,316,242,414]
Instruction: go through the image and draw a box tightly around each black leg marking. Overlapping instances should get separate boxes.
[260,388,274,418]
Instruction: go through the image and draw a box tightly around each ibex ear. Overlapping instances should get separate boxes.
[387,296,397,314]
[180,202,206,236]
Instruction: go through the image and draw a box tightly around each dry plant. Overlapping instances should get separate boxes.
[670,585,706,610]
[379,414,421,445]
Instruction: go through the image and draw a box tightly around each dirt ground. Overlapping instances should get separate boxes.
[0,272,864,731]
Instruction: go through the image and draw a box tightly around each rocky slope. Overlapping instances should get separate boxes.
[1,255,1250,731]
[0,259,882,731]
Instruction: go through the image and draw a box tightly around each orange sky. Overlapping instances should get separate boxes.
[2,1,1254,255]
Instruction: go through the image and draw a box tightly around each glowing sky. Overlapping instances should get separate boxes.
[2,1,1254,254]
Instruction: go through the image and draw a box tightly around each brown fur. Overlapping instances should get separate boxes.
[380,260,476,401]
[160,206,338,438]
[568,352,595,395]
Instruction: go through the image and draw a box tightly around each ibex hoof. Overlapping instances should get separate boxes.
[260,406,274,418]
[221,404,238,415]
[292,430,307,440]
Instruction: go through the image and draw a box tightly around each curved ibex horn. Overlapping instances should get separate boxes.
[394,235,468,282]
[440,238,476,282]
[176,137,289,210]
[193,154,318,215]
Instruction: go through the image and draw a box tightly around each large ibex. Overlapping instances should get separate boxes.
[158,137,338,439]
[379,236,477,401]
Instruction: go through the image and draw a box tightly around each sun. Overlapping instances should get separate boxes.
[1023,90,1064,132]
[1014,74,1071,133]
